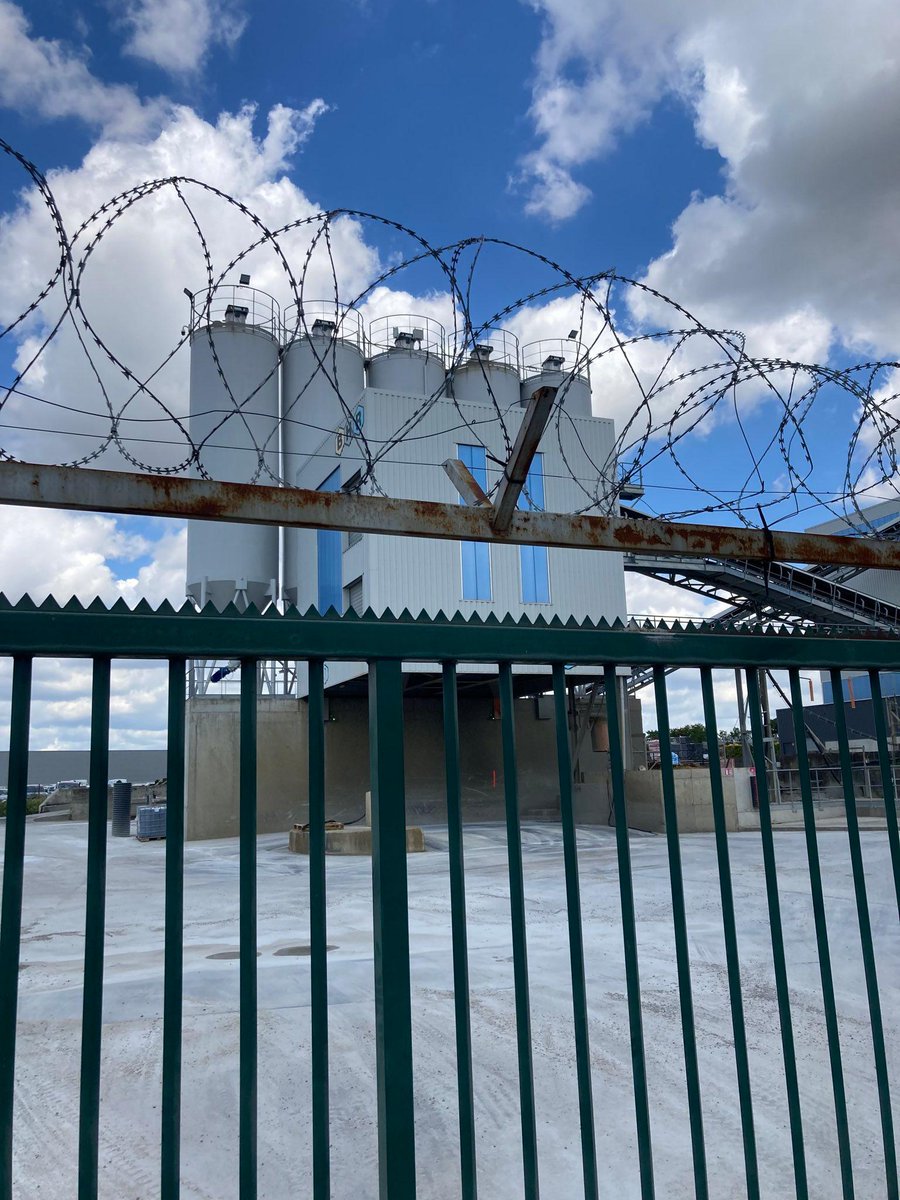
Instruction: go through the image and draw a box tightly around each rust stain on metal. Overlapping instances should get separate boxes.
[612,522,661,549]
[6,459,900,571]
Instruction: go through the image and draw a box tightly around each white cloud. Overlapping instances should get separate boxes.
[121,0,248,75]
[0,508,185,606]
[0,1,164,135]
[520,0,900,361]
[0,100,356,475]
[517,156,592,223]
[625,572,722,622]
[0,508,182,749]
[0,657,171,751]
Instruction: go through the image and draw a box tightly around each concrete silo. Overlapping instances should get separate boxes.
[367,315,446,397]
[281,303,366,608]
[521,339,592,416]
[448,328,521,409]
[185,283,280,611]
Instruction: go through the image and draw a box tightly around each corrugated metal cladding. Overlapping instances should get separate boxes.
[848,569,900,607]
[346,577,364,614]
[346,390,627,625]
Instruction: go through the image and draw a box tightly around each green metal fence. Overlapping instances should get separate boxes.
[1,597,899,1198]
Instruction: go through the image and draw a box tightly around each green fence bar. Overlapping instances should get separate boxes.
[369,658,416,1200]
[699,666,759,1200]
[652,667,708,1200]
[3,600,900,1200]
[308,658,331,1200]
[829,669,898,1200]
[499,662,540,1200]
[868,671,900,920]
[442,662,478,1200]
[552,664,598,1200]
[788,669,854,1199]
[0,655,32,1196]
[239,659,258,1200]
[604,664,655,1200]
[745,670,808,1199]
[161,657,186,1200]
[78,656,111,1200]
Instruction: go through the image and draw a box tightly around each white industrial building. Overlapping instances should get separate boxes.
[185,285,627,637]
[182,282,639,837]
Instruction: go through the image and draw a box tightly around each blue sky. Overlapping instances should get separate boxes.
[2,1,723,271]
[1,0,899,739]
[0,0,897,546]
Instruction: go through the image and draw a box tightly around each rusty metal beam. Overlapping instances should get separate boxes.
[491,385,557,533]
[1,460,899,569]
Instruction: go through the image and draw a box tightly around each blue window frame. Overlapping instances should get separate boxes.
[519,454,550,603]
[457,444,492,601]
[317,467,342,613]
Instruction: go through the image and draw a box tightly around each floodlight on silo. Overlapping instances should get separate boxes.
[239,273,251,285]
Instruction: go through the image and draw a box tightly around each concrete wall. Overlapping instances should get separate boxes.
[186,697,308,841]
[623,767,753,833]
[627,697,647,769]
[185,692,613,839]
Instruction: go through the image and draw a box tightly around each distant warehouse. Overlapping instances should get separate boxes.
[0,749,167,790]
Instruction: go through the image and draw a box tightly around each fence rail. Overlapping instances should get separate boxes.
[1,598,899,1198]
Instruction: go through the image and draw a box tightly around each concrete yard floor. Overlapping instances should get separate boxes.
[4,820,900,1199]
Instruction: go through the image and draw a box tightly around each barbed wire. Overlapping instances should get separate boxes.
[2,137,899,536]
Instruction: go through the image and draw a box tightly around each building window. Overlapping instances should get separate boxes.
[519,454,550,603]
[317,467,342,613]
[457,444,492,601]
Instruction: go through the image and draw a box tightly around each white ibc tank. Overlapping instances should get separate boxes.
[449,329,521,409]
[367,315,446,397]
[521,340,592,417]
[185,285,280,611]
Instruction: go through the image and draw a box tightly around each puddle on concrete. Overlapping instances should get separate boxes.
[206,950,262,961]
[273,945,337,956]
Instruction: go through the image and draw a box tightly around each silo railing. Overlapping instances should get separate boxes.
[448,326,521,372]
[368,314,446,359]
[522,337,590,381]
[186,284,281,339]
[282,300,365,351]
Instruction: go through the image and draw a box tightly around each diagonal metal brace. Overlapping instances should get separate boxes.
[491,386,557,533]
[442,458,492,507]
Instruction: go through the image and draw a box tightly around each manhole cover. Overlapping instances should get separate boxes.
[206,950,262,960]
[274,944,337,956]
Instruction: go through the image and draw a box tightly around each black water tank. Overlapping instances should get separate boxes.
[111,780,132,837]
